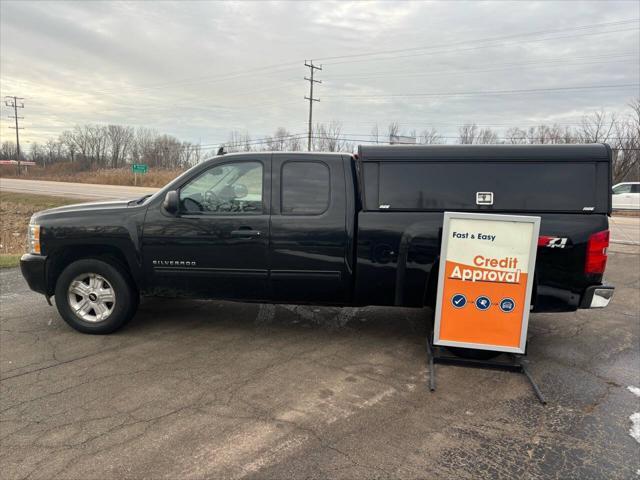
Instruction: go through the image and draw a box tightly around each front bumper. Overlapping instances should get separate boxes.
[579,284,615,309]
[20,253,48,295]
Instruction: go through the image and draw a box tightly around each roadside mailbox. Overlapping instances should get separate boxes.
[434,212,541,354]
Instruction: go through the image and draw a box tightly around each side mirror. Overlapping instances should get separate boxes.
[163,190,179,214]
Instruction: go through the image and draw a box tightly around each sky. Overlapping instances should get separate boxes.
[0,0,638,153]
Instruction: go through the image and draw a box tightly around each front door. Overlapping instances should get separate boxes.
[142,155,271,300]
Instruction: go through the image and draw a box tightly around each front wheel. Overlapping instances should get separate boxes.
[55,258,138,334]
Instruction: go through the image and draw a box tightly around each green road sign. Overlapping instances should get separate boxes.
[131,164,148,174]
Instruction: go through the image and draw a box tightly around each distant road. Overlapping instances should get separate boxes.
[0,178,158,200]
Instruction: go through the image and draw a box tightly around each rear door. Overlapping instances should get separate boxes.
[269,154,351,303]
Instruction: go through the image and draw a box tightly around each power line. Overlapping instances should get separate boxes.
[325,54,637,81]
[315,18,639,62]
[4,96,25,174]
[323,26,639,67]
[326,83,639,99]
[304,60,322,151]
[72,62,300,97]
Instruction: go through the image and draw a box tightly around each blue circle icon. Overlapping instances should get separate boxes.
[475,296,491,311]
[499,298,516,313]
[451,293,467,308]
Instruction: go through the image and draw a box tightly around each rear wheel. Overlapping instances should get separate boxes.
[55,258,138,334]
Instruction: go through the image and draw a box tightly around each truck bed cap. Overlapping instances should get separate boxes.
[358,144,610,162]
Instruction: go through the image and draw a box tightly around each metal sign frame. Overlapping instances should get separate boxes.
[433,211,541,354]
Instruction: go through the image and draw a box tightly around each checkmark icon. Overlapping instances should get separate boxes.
[451,294,466,308]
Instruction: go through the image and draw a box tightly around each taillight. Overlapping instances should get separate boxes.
[585,230,609,274]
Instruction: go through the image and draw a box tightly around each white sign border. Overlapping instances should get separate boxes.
[433,211,541,354]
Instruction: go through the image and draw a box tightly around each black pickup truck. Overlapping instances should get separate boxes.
[21,144,614,334]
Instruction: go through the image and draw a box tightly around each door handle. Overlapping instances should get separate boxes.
[231,229,261,238]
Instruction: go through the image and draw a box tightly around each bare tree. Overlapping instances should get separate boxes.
[107,125,134,168]
[59,131,77,162]
[241,132,252,152]
[458,124,478,144]
[0,141,17,160]
[458,123,497,144]
[30,142,43,165]
[478,127,498,144]
[323,121,346,151]
[272,127,290,151]
[371,124,380,144]
[69,125,91,162]
[226,131,245,153]
[44,139,58,166]
[191,143,203,165]
[387,121,400,143]
[505,127,527,144]
[287,135,303,151]
[611,99,640,182]
[578,110,617,143]
[179,141,201,166]
[84,125,109,167]
[132,127,157,165]
[419,128,443,144]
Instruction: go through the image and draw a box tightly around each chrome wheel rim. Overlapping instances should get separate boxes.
[67,273,116,323]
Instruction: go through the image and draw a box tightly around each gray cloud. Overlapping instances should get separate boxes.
[1,0,638,149]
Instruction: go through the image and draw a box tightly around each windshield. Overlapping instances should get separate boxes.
[144,161,206,204]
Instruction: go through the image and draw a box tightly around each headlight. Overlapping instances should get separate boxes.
[27,224,41,254]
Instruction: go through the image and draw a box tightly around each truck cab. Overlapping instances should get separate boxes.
[141,152,355,304]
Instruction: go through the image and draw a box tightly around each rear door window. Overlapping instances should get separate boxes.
[281,161,330,215]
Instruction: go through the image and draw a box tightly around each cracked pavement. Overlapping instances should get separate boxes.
[1,247,639,479]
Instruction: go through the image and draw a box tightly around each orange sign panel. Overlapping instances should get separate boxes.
[434,212,540,354]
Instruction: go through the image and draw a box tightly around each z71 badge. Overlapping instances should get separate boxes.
[539,237,570,249]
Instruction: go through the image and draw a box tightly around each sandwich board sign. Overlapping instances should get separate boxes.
[433,212,541,354]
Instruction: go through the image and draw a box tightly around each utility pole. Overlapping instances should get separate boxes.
[4,96,25,175]
[304,60,322,151]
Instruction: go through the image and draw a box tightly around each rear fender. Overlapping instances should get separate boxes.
[394,221,442,307]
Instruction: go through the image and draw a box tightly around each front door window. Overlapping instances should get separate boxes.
[179,161,263,214]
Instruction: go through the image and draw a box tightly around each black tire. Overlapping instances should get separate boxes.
[446,347,502,360]
[54,258,138,334]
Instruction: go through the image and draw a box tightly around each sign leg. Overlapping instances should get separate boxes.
[426,331,436,391]
[521,363,547,405]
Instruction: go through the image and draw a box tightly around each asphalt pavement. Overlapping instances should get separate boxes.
[1,247,639,479]
[609,216,640,245]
